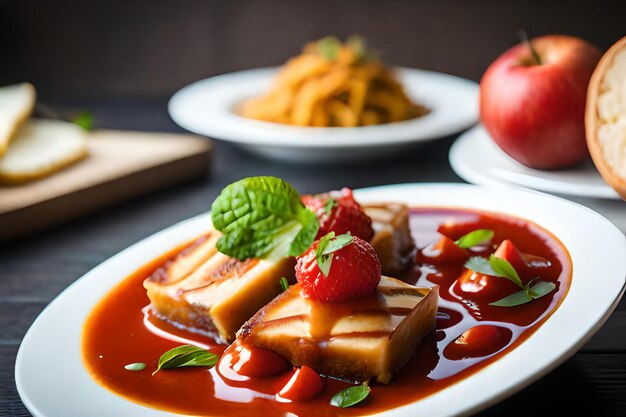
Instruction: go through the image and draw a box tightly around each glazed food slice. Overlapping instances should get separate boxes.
[145,230,295,343]
[363,203,415,275]
[237,276,438,384]
[586,36,626,199]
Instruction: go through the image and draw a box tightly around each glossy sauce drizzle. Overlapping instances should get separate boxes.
[82,208,572,416]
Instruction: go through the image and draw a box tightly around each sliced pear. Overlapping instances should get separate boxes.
[0,119,88,184]
[586,36,626,199]
[0,83,36,156]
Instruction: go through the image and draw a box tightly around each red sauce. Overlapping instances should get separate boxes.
[82,208,572,416]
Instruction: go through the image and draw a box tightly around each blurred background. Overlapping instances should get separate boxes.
[2,0,626,102]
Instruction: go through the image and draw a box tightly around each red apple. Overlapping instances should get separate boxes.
[480,35,602,169]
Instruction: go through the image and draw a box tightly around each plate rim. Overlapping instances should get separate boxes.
[167,66,479,149]
[15,183,626,417]
[449,125,621,200]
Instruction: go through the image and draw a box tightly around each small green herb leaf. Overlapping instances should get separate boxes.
[490,280,556,307]
[72,110,94,131]
[211,177,319,260]
[488,255,523,288]
[455,229,494,249]
[330,385,371,408]
[153,345,218,375]
[489,290,532,307]
[315,232,353,277]
[279,277,289,292]
[317,36,341,60]
[528,280,556,299]
[464,256,496,276]
[124,362,146,371]
[324,198,337,215]
[346,35,366,59]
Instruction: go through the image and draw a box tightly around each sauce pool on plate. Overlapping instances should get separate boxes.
[82,208,572,416]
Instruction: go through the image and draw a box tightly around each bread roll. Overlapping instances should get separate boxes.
[586,37,626,199]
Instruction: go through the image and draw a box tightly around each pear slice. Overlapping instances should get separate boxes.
[0,119,88,184]
[586,37,626,199]
[0,83,36,157]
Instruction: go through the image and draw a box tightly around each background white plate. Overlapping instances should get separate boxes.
[168,67,478,162]
[450,125,621,200]
[16,184,626,417]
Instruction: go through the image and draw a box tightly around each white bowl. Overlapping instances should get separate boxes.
[168,67,479,162]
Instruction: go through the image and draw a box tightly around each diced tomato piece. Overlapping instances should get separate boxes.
[454,269,519,302]
[494,240,528,271]
[444,325,512,360]
[276,366,324,402]
[231,344,291,377]
[420,236,468,264]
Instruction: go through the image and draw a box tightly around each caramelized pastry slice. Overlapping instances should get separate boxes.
[238,276,438,383]
[145,232,295,343]
[363,203,415,275]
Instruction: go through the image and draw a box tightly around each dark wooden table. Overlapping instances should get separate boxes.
[2,102,625,417]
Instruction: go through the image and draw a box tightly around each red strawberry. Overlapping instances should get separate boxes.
[295,233,381,302]
[301,188,374,242]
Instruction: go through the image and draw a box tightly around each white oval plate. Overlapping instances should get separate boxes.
[168,67,479,162]
[450,125,621,200]
[16,184,626,417]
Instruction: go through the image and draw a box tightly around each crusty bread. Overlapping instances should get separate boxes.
[0,83,36,157]
[586,37,626,199]
[0,119,88,184]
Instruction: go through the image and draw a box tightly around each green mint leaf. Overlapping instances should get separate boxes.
[153,345,218,375]
[321,232,353,255]
[211,177,319,260]
[72,110,94,131]
[315,232,353,277]
[528,280,556,299]
[324,198,337,215]
[317,36,341,60]
[464,256,496,276]
[279,277,289,292]
[490,280,556,307]
[489,290,532,307]
[330,385,371,408]
[346,35,366,59]
[489,255,523,288]
[124,362,146,371]
[455,229,494,249]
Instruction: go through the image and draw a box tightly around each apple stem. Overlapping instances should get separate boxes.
[518,29,542,65]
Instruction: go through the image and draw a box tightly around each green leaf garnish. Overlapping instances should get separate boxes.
[72,110,94,131]
[346,35,366,59]
[279,277,289,292]
[317,36,341,60]
[464,256,496,276]
[455,229,494,249]
[152,345,218,375]
[490,280,556,307]
[466,251,556,307]
[324,198,337,215]
[330,385,371,408]
[211,177,319,260]
[124,362,146,371]
[488,255,523,288]
[315,232,353,277]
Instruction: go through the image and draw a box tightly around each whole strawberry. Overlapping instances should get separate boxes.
[301,188,374,242]
[295,232,381,302]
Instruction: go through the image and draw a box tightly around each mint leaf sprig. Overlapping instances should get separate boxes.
[330,383,370,408]
[315,232,353,277]
[211,177,319,260]
[464,255,556,307]
[153,345,218,375]
[454,229,494,249]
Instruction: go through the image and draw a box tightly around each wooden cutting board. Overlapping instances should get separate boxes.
[0,129,212,240]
